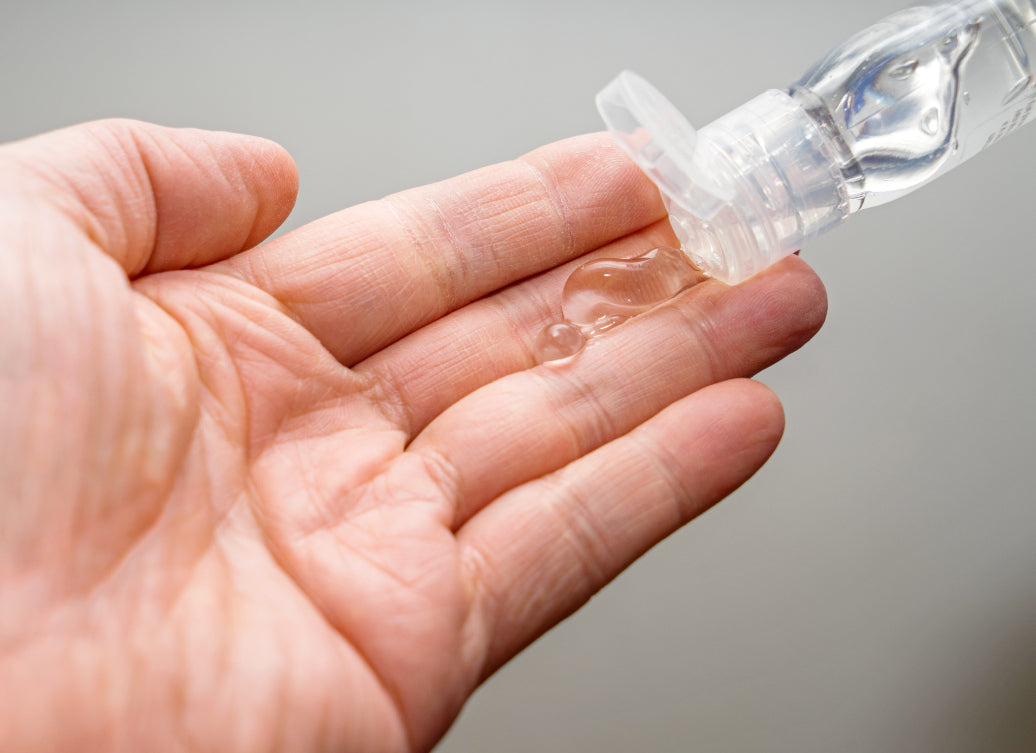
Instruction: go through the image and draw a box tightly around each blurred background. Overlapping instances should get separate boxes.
[3,0,1034,750]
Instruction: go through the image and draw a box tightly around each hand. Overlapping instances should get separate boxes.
[0,121,825,752]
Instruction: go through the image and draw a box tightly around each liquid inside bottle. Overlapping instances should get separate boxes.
[533,247,707,364]
[795,0,1036,207]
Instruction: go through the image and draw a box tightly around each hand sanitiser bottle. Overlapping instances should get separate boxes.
[532,0,1036,362]
[596,0,1036,285]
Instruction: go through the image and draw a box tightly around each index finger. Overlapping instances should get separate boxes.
[216,133,667,364]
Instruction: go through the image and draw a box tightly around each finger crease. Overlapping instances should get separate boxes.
[382,193,457,314]
[414,448,464,529]
[514,156,576,262]
[542,475,612,588]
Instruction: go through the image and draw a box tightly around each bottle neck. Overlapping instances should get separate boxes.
[789,86,867,214]
[687,89,852,282]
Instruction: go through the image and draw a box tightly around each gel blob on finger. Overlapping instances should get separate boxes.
[536,0,1036,364]
[533,247,706,364]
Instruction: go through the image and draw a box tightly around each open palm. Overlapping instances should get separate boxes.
[0,121,825,752]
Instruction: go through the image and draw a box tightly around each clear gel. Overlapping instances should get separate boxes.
[534,247,706,364]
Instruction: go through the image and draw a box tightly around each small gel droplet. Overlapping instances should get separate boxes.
[533,322,586,363]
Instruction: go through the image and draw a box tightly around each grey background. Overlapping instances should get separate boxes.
[3,0,1034,751]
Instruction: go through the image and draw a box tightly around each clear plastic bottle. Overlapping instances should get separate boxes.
[597,0,1036,284]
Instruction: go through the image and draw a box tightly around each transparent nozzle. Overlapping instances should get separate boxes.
[597,72,850,284]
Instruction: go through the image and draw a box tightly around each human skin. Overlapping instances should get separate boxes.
[0,121,826,752]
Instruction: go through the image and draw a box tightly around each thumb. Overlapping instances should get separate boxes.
[0,119,298,276]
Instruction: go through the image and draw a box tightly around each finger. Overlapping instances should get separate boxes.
[409,256,825,528]
[0,119,298,276]
[457,378,785,678]
[356,217,680,438]
[218,133,667,364]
